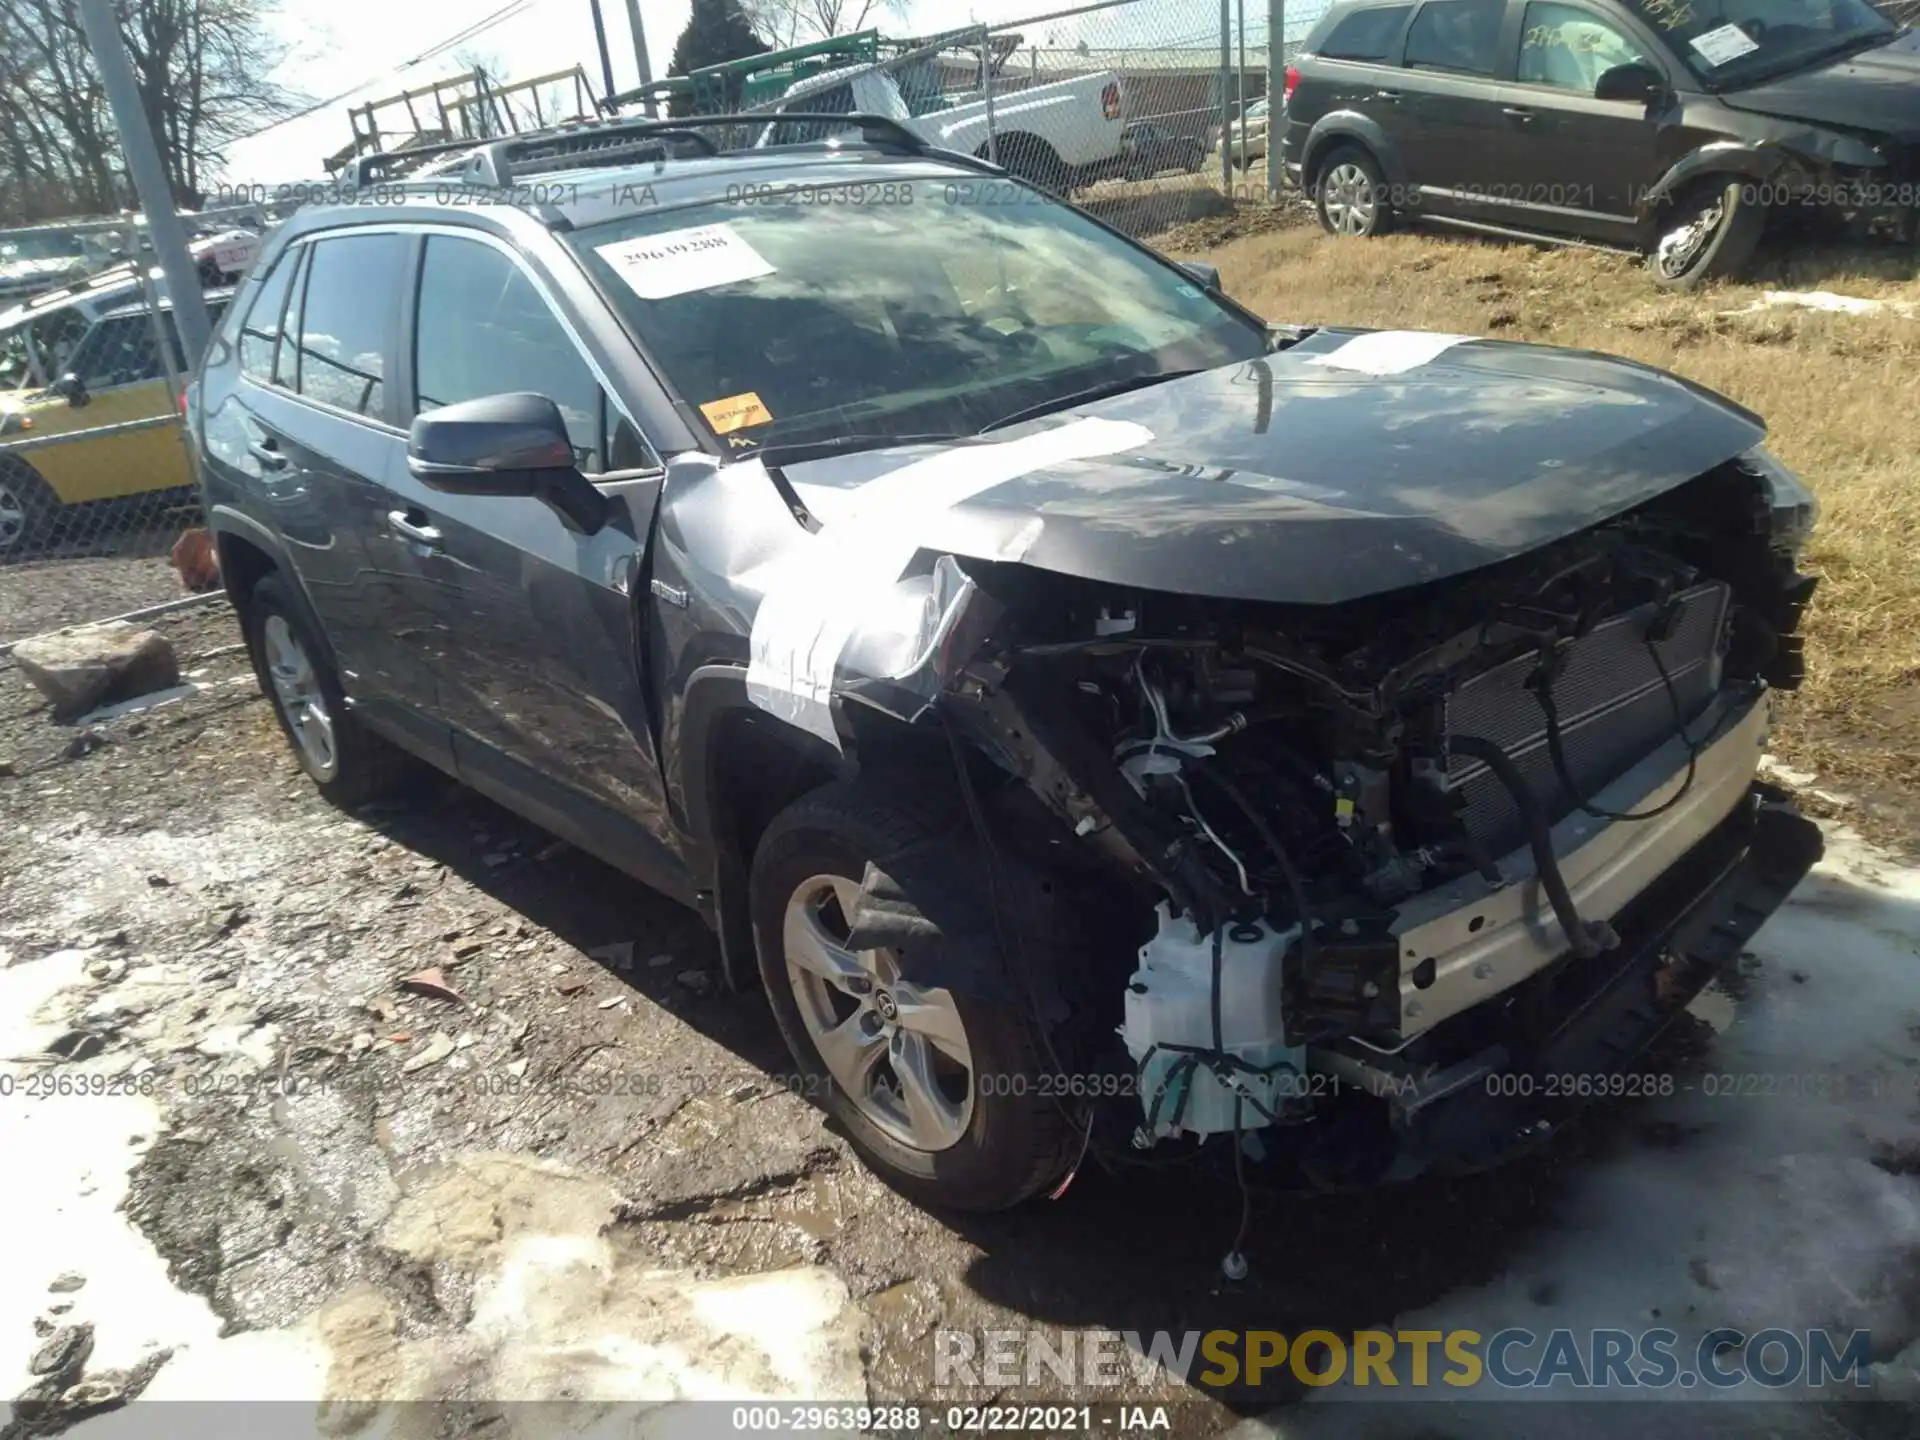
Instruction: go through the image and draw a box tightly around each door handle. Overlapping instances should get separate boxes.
[1373,89,1402,103]
[1501,105,1535,121]
[387,509,443,548]
[246,438,287,470]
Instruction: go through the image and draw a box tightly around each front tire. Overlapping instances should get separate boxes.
[242,573,415,807]
[1650,178,1763,291]
[1313,144,1392,238]
[750,781,1078,1212]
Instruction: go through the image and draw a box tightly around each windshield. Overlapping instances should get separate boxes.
[1625,0,1894,85]
[564,175,1265,452]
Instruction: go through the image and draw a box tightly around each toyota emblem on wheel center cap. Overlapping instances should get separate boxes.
[873,990,899,1022]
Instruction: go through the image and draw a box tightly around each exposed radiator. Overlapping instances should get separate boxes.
[1441,581,1732,855]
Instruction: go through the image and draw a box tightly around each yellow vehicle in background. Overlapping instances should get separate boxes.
[0,288,231,554]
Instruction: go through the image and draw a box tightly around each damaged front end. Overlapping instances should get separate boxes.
[845,448,1825,1184]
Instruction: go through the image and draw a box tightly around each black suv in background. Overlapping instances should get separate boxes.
[1281,0,1920,286]
[188,115,1821,1212]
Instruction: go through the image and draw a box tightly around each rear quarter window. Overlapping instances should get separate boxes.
[1320,5,1415,60]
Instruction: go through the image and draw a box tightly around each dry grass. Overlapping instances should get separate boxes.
[1194,217,1920,847]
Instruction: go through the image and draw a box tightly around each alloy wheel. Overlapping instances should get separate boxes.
[261,613,338,780]
[1656,196,1725,279]
[783,873,975,1153]
[1322,162,1379,237]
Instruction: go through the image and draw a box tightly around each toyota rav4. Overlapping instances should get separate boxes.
[187,113,1823,1212]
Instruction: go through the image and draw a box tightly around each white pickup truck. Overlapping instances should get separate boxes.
[758,62,1126,192]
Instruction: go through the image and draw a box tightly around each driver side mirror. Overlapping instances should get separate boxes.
[1176,260,1223,293]
[408,392,610,535]
[1594,62,1666,105]
[50,372,90,408]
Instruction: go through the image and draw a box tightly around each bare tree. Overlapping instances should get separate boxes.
[747,0,906,48]
[0,0,301,221]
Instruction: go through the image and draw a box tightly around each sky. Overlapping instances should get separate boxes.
[219,0,1279,183]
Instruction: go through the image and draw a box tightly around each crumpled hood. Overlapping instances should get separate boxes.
[780,330,1764,606]
[1719,31,1920,142]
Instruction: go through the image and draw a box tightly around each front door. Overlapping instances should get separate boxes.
[1497,0,1666,239]
[391,230,678,864]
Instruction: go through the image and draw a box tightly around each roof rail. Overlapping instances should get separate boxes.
[447,111,922,188]
[348,136,494,188]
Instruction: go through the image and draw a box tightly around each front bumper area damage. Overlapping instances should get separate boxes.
[773,435,1822,1187]
[1341,792,1821,1177]
[1391,689,1771,1039]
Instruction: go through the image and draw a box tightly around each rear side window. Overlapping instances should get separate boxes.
[1405,0,1507,74]
[240,250,298,381]
[1321,5,1414,60]
[412,234,642,475]
[289,233,407,418]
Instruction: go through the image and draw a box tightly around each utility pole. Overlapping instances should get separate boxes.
[622,0,658,115]
[588,0,619,108]
[76,0,212,367]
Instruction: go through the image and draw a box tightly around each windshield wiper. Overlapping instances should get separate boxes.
[745,431,981,465]
[981,369,1202,433]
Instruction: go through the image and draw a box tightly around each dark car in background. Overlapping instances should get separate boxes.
[1119,120,1208,179]
[187,113,1821,1213]
[1281,0,1920,286]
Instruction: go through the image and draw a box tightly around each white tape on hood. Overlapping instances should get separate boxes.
[746,416,1156,747]
[1304,330,1472,377]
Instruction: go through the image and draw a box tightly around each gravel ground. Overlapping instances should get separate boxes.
[3,605,1919,1437]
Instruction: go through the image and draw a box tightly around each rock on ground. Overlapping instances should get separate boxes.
[11,623,180,722]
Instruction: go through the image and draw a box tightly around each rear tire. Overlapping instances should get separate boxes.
[1650,178,1763,291]
[242,573,416,807]
[0,458,60,556]
[750,780,1079,1212]
[1313,144,1392,238]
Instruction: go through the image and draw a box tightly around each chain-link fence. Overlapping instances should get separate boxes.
[0,221,262,644]
[737,0,1334,243]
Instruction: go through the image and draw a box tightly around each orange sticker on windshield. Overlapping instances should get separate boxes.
[700,391,773,435]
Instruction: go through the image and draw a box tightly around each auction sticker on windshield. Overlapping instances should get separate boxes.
[700,391,774,435]
[594,223,774,299]
[1688,22,1760,65]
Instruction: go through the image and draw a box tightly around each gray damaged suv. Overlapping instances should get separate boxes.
[188,114,1823,1212]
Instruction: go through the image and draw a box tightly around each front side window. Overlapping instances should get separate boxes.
[1520,3,1653,88]
[564,177,1266,454]
[1321,5,1415,60]
[290,233,408,417]
[1623,0,1892,85]
[1405,0,1508,73]
[413,234,639,474]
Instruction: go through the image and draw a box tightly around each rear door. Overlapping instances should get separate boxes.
[392,229,678,860]
[1497,0,1666,238]
[222,230,449,760]
[1395,0,1529,217]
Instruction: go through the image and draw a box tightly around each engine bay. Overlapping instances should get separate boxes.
[934,457,1817,1156]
